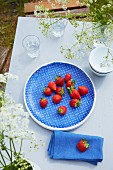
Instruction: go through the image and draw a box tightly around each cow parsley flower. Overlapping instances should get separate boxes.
[34,0,113,63]
[0,73,39,170]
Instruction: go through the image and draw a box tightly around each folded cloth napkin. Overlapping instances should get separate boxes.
[48,131,104,165]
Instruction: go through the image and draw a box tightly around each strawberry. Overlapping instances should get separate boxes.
[55,76,64,86]
[64,73,72,82]
[55,87,64,96]
[78,86,88,96]
[44,87,52,96]
[70,89,81,99]
[39,98,48,108]
[52,94,62,104]
[76,139,89,152]
[48,81,56,91]
[70,99,81,108]
[66,79,75,88]
[58,106,67,115]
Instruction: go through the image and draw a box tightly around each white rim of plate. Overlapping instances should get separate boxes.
[24,61,96,131]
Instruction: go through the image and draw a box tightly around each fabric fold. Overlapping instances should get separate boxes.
[48,131,104,165]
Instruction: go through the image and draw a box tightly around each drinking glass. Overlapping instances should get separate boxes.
[52,19,68,37]
[22,35,40,58]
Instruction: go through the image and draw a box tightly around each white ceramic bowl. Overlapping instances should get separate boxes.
[89,47,113,75]
[89,63,110,76]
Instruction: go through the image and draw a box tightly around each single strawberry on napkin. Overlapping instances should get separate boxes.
[48,131,104,165]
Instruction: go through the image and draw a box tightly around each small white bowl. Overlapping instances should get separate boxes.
[89,63,110,76]
[89,47,113,75]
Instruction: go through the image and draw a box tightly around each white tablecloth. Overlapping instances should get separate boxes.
[6,17,113,170]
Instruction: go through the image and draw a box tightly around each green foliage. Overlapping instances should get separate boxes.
[3,157,33,170]
[85,0,113,25]
[0,0,31,48]
[34,0,113,61]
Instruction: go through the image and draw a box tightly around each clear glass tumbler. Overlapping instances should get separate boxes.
[52,19,68,38]
[22,35,40,58]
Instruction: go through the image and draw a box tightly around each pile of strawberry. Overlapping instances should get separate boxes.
[39,73,88,115]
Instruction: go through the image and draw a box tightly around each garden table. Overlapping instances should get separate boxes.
[24,0,89,15]
[6,17,113,170]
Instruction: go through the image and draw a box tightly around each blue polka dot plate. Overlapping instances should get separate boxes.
[24,62,96,131]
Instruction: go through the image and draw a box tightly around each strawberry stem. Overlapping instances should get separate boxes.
[82,139,89,148]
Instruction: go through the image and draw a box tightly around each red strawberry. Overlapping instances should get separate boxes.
[48,81,56,91]
[70,89,81,99]
[78,86,88,96]
[66,79,75,88]
[76,139,89,152]
[58,106,67,115]
[70,99,81,108]
[52,94,62,104]
[55,76,64,86]
[39,98,48,108]
[44,87,52,96]
[55,87,64,96]
[64,73,72,82]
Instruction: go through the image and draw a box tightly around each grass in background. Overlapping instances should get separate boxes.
[0,0,31,48]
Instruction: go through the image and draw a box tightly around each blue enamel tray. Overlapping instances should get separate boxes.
[24,62,96,131]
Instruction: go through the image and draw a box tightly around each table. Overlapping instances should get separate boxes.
[6,17,113,170]
[24,0,89,15]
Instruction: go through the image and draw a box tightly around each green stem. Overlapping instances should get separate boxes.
[88,23,103,31]
[19,139,23,154]
[0,151,7,166]
[1,91,5,106]
[11,139,17,154]
[0,166,4,169]
[2,146,15,154]
[9,138,13,166]
[44,18,62,27]
[1,155,10,161]
[0,135,12,162]
[105,40,113,61]
[79,22,85,43]
[4,147,11,161]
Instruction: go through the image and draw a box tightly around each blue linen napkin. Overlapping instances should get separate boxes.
[48,131,104,165]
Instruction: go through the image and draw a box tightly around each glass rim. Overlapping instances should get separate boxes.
[22,35,40,51]
[51,18,68,26]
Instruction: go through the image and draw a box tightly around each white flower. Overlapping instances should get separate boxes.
[0,91,3,97]
[0,73,18,83]
[55,0,61,3]
[47,0,51,3]
[0,74,39,169]
[0,95,32,140]
[34,9,38,16]
[35,5,39,10]
[4,72,18,80]
[88,0,93,3]
[107,4,111,7]
[51,3,56,8]
[76,1,80,5]
[55,0,69,4]
[101,5,106,9]
[0,74,6,83]
[62,4,67,10]
[87,3,90,7]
